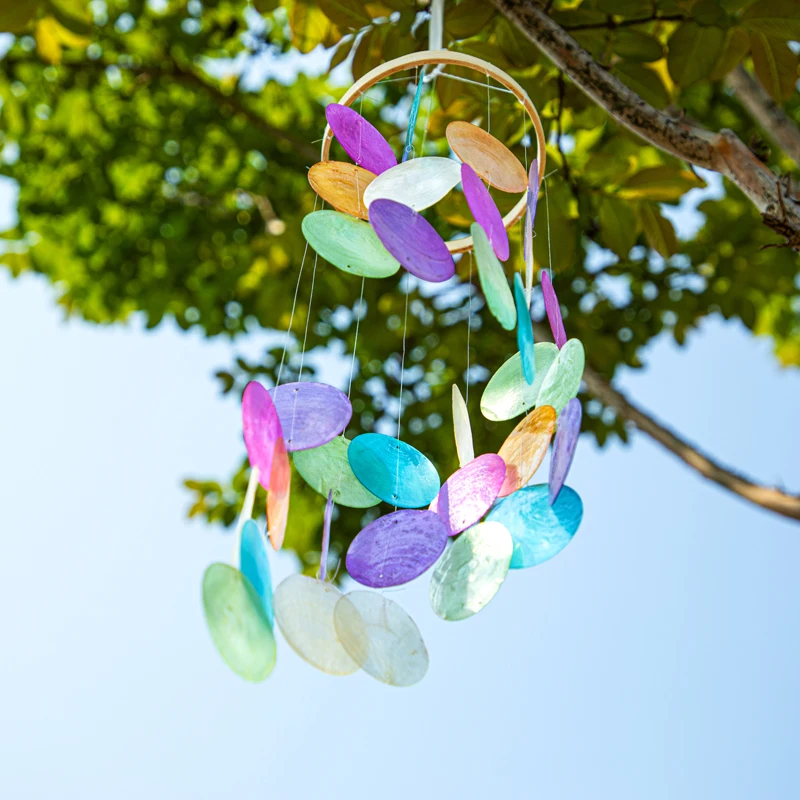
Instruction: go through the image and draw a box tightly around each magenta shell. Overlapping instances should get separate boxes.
[325,104,397,176]
[346,510,448,588]
[269,382,352,452]
[369,198,455,283]
[242,381,283,492]
[429,453,506,536]
[541,270,567,349]
[461,163,509,261]
[549,398,582,505]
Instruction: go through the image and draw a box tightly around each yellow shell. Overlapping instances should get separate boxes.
[308,161,376,220]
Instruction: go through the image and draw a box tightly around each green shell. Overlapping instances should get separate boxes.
[202,563,276,682]
[302,210,400,278]
[536,338,585,414]
[480,343,559,421]
[293,436,381,508]
[472,223,516,330]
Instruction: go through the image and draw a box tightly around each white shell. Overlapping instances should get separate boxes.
[452,384,474,467]
[273,574,359,676]
[334,591,428,687]
[364,157,462,212]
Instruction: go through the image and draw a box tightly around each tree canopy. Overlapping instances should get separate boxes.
[1,0,799,574]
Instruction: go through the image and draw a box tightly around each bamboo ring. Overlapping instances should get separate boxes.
[319,49,547,256]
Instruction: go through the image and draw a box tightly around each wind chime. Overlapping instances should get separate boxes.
[202,45,586,687]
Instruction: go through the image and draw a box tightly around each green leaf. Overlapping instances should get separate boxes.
[289,1,337,53]
[710,26,751,79]
[613,61,670,107]
[598,0,652,14]
[639,202,678,257]
[667,22,726,86]
[618,165,707,202]
[0,0,41,32]
[494,17,535,67]
[445,0,496,40]
[598,196,639,258]
[253,0,281,11]
[742,0,800,41]
[612,30,664,62]
[318,0,371,31]
[749,32,798,103]
[690,0,732,26]
[46,0,91,35]
[327,35,353,73]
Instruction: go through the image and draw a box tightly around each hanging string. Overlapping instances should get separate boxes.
[393,285,410,510]
[419,73,436,156]
[435,71,514,94]
[276,194,318,389]
[403,66,424,161]
[465,250,473,405]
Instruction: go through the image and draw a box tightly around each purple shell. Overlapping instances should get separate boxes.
[549,398,582,505]
[242,381,283,492]
[461,163,509,262]
[369,198,455,283]
[269,382,352,452]
[320,490,333,582]
[541,270,567,349]
[325,104,397,176]
[346,509,448,588]
[429,453,506,536]
[523,159,539,263]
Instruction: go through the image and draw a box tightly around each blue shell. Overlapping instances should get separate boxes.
[514,273,535,385]
[240,520,274,625]
[486,483,583,569]
[348,433,440,508]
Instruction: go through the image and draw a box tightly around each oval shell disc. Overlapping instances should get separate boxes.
[308,161,376,220]
[269,382,352,452]
[240,520,274,625]
[267,437,290,550]
[346,509,448,588]
[203,563,276,682]
[480,343,558,422]
[302,211,400,279]
[514,273,535,385]
[446,120,527,193]
[334,591,429,687]
[497,405,556,497]
[293,436,381,508]
[325,103,397,175]
[429,453,506,536]
[242,381,282,492]
[541,269,567,348]
[429,521,513,621]
[462,163,509,261]
[348,433,440,508]
[452,384,474,467]
[273,574,359,675]
[536,338,585,414]
[369,198,455,283]
[486,483,583,569]
[364,157,461,212]
[472,223,515,330]
[549,398,582,505]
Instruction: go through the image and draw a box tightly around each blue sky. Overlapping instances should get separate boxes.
[1,127,799,800]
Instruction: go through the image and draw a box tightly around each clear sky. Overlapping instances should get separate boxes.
[1,155,799,800]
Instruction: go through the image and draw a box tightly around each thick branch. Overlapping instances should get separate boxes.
[726,65,800,167]
[581,363,800,521]
[491,0,800,247]
[529,323,800,522]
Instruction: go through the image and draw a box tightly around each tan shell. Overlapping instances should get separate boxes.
[308,161,376,220]
[446,121,528,194]
[496,404,556,497]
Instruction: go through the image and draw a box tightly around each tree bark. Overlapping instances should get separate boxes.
[490,0,800,247]
[726,65,800,167]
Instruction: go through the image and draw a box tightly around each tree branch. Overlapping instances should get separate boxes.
[581,363,800,522]
[490,0,800,248]
[726,65,800,167]
[561,13,685,31]
[529,323,800,522]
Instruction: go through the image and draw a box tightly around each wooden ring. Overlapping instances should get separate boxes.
[319,49,547,256]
